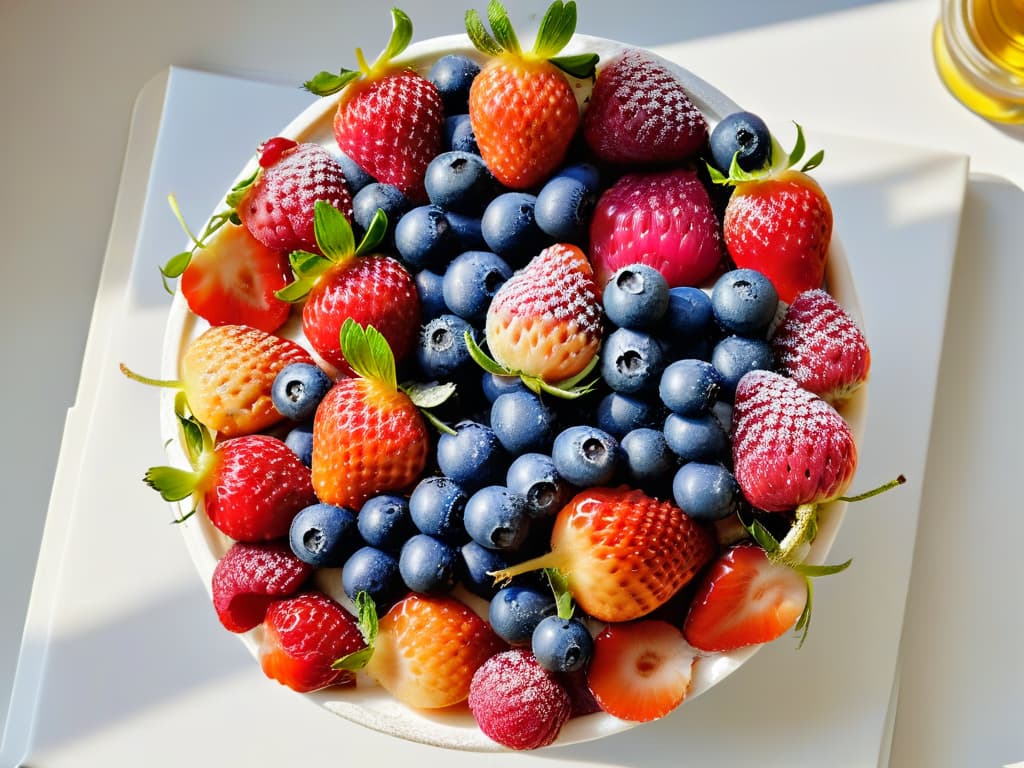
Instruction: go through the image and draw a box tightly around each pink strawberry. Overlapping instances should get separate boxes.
[306,9,443,202]
[477,243,603,395]
[468,649,572,750]
[589,168,724,290]
[260,591,366,693]
[234,138,354,254]
[771,288,871,405]
[731,369,857,514]
[211,541,312,633]
[582,48,708,165]
[712,124,833,303]
[586,619,696,722]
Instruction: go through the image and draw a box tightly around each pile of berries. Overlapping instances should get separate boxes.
[127,0,893,752]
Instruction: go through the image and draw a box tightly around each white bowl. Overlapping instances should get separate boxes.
[158,33,868,752]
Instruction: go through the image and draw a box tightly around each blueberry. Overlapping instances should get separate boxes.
[531,615,594,673]
[534,175,597,243]
[436,421,508,491]
[399,533,459,593]
[445,210,487,250]
[596,391,661,438]
[271,362,332,422]
[481,372,528,402]
[358,493,416,552]
[603,265,670,330]
[663,412,731,463]
[394,204,459,271]
[443,114,479,154]
[672,462,743,521]
[464,485,531,550]
[664,286,716,358]
[551,425,619,487]
[711,269,779,337]
[659,359,723,415]
[506,452,570,518]
[710,111,773,173]
[284,420,314,467]
[341,546,402,607]
[552,162,600,192]
[424,151,497,215]
[488,585,557,646]
[711,335,774,398]
[414,268,449,320]
[600,328,666,395]
[416,314,477,379]
[460,540,513,599]
[428,54,481,114]
[408,475,468,543]
[331,150,375,195]
[442,250,512,323]
[288,502,359,567]
[490,390,557,455]
[481,192,549,266]
[620,428,678,487]
[351,182,409,245]
[712,399,733,432]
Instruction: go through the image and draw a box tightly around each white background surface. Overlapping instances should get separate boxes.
[2,0,1022,766]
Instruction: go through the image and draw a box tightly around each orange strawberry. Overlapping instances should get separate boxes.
[468,243,603,398]
[121,324,314,438]
[490,486,717,623]
[466,0,597,189]
[312,320,450,509]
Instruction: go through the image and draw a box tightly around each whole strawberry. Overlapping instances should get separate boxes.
[583,48,708,165]
[589,168,724,290]
[711,124,833,303]
[472,243,603,397]
[491,486,716,623]
[211,540,312,632]
[466,0,597,189]
[771,288,871,405]
[233,137,354,254]
[312,320,444,509]
[305,9,443,202]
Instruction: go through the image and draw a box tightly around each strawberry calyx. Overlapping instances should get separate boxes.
[304,8,415,96]
[706,122,825,188]
[544,567,575,620]
[276,200,387,303]
[159,193,241,293]
[465,0,598,79]
[332,591,379,671]
[463,331,599,400]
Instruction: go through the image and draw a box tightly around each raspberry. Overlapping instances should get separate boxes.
[211,541,312,633]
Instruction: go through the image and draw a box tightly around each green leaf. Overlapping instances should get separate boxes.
[274,277,316,304]
[705,162,730,186]
[746,518,782,554]
[801,149,825,173]
[288,250,332,280]
[421,408,457,435]
[545,567,575,620]
[333,590,379,670]
[355,209,388,255]
[549,53,598,79]
[487,0,521,56]
[143,465,199,503]
[794,558,853,578]
[378,7,414,65]
[313,200,355,262]
[465,8,503,55]
[303,68,361,96]
[177,414,206,467]
[794,577,813,648]
[533,1,575,59]
[787,122,807,168]
[464,331,511,376]
[340,319,397,388]
[161,251,192,280]
[224,168,259,209]
[403,381,457,409]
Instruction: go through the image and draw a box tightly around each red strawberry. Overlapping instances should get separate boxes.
[468,649,572,750]
[466,1,596,189]
[306,10,443,202]
[476,243,603,395]
[712,124,833,303]
[582,48,708,165]
[491,486,716,623]
[260,591,366,693]
[586,619,696,722]
[234,138,354,254]
[589,168,724,290]
[771,288,871,405]
[279,201,419,374]
[211,540,312,632]
[731,369,857,514]
[311,321,437,509]
[682,543,808,652]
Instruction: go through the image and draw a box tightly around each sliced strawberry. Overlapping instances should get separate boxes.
[683,543,807,652]
[260,591,366,693]
[179,223,293,333]
[211,541,311,633]
[586,619,696,722]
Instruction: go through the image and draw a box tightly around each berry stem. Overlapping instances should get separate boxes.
[839,474,906,503]
[777,503,818,563]
[119,362,182,390]
[488,549,571,585]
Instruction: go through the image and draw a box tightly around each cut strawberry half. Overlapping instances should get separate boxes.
[586,619,696,722]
